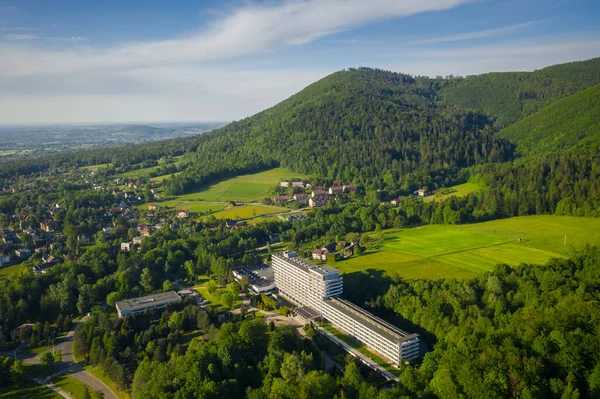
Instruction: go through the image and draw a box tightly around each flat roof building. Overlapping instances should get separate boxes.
[271,252,419,366]
[116,291,182,318]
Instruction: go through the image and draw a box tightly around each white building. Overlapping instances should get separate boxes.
[116,291,182,318]
[271,252,419,365]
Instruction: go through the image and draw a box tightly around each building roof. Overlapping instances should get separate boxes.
[324,297,418,344]
[274,196,289,200]
[116,291,181,313]
[294,193,309,198]
[273,252,338,276]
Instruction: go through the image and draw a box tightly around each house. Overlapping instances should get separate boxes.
[77,235,91,245]
[311,190,327,198]
[140,229,151,237]
[323,242,337,252]
[150,188,159,195]
[132,236,143,245]
[342,184,357,192]
[333,180,342,186]
[176,210,190,219]
[293,193,309,202]
[49,242,62,251]
[0,253,10,266]
[15,248,31,259]
[121,242,132,252]
[390,198,401,207]
[269,233,281,244]
[309,197,329,208]
[291,181,305,189]
[228,201,237,208]
[328,186,343,195]
[416,188,429,197]
[41,254,60,266]
[312,248,328,260]
[148,204,159,211]
[35,247,47,255]
[279,181,290,188]
[40,220,57,233]
[273,196,289,205]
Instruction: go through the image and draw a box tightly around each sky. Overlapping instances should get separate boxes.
[0,0,599,124]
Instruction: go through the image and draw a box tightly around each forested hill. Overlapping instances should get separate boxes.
[163,68,516,194]
[441,57,600,128]
[496,83,600,156]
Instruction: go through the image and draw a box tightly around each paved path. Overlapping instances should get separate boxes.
[2,318,120,399]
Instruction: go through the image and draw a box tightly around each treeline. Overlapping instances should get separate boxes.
[380,246,600,398]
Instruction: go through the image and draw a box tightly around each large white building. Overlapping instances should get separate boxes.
[271,252,419,365]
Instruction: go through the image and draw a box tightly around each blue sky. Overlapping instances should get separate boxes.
[0,0,599,124]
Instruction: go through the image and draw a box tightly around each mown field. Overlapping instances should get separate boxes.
[0,262,27,279]
[202,204,288,220]
[423,182,484,202]
[331,215,600,280]
[176,168,309,202]
[0,381,61,399]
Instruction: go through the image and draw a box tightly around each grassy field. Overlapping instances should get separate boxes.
[79,163,112,171]
[84,366,130,399]
[203,204,288,220]
[51,375,96,399]
[330,215,600,280]
[150,171,183,183]
[0,262,27,279]
[424,182,484,202]
[177,168,309,202]
[0,381,61,399]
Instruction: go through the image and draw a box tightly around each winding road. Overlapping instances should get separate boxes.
[2,318,120,399]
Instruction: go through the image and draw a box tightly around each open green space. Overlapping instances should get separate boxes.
[203,204,288,220]
[51,374,96,399]
[177,168,309,202]
[424,182,484,202]
[83,366,130,399]
[0,381,61,399]
[0,262,27,279]
[150,171,183,183]
[330,215,600,280]
[79,163,112,171]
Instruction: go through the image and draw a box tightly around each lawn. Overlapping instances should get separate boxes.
[194,282,242,311]
[177,168,309,202]
[79,163,112,171]
[330,215,600,280]
[51,374,96,399]
[203,204,288,220]
[0,262,27,279]
[150,171,183,183]
[424,182,484,202]
[83,366,130,399]
[0,381,61,399]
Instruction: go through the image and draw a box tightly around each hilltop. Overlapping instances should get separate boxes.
[496,83,600,156]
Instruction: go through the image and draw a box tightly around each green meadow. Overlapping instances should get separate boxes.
[202,204,288,220]
[423,182,484,202]
[177,168,309,203]
[331,215,600,280]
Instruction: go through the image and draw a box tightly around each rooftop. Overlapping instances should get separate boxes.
[116,291,181,312]
[273,252,339,276]
[324,297,418,344]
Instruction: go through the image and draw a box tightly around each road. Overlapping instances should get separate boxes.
[2,318,120,399]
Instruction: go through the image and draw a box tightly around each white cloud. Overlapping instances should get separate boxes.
[0,0,475,78]
[414,21,542,44]
[3,33,37,40]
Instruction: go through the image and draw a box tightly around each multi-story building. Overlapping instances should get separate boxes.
[271,252,419,366]
[116,291,182,318]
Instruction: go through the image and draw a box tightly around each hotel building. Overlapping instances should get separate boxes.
[272,252,419,365]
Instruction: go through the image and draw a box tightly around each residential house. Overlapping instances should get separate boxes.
[293,193,309,202]
[291,181,305,189]
[309,197,329,208]
[132,236,143,245]
[15,248,31,259]
[0,253,10,266]
[121,242,132,252]
[329,186,343,195]
[343,184,357,193]
[228,201,237,208]
[311,190,327,198]
[269,233,281,244]
[140,229,151,238]
[176,210,190,219]
[273,196,289,205]
[312,248,329,261]
[148,204,159,211]
[77,235,91,245]
[390,198,401,207]
[40,220,57,233]
[416,188,429,197]
[279,181,290,188]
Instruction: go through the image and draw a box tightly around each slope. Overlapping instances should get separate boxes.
[441,57,600,128]
[496,83,600,156]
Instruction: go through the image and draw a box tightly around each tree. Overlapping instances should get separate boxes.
[205,280,217,295]
[40,351,55,368]
[227,282,240,298]
[162,280,175,292]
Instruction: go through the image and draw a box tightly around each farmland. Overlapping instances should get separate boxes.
[423,182,484,202]
[176,168,309,203]
[202,204,288,220]
[330,215,600,280]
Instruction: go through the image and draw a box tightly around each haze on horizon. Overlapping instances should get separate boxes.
[0,0,599,124]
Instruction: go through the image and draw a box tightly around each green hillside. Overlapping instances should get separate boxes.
[441,57,600,127]
[496,84,600,156]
